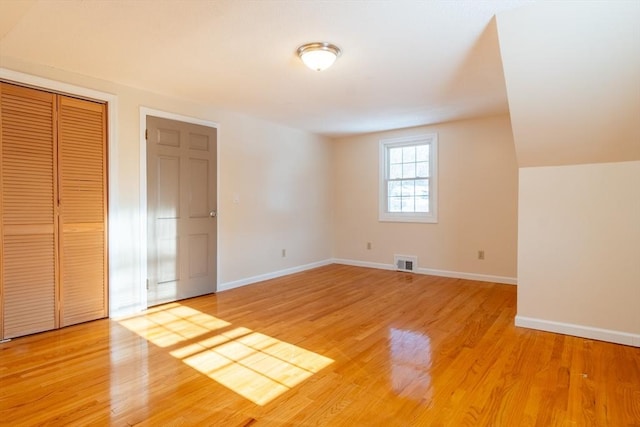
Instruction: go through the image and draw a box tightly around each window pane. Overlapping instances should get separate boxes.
[402,163,416,178]
[389,197,402,212]
[401,197,415,212]
[388,181,401,197]
[389,164,402,179]
[402,146,416,162]
[416,196,429,212]
[416,161,428,177]
[401,180,414,196]
[389,147,402,164]
[415,179,428,196]
[416,144,429,162]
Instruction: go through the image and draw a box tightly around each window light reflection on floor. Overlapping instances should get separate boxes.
[118,303,333,405]
[389,328,432,401]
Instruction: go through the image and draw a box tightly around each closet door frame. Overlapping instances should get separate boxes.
[0,68,118,321]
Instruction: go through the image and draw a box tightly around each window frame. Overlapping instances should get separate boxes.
[378,134,438,223]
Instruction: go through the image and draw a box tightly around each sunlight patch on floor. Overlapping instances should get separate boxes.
[118,303,333,405]
[119,303,231,347]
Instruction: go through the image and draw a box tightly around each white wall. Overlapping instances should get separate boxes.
[332,115,518,282]
[1,57,333,316]
[517,162,640,345]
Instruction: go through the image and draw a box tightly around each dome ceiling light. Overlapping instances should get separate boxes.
[296,42,342,72]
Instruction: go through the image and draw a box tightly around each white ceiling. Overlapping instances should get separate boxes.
[0,0,533,137]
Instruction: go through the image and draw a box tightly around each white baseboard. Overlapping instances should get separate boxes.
[515,315,640,348]
[330,258,395,271]
[217,259,333,292]
[331,258,517,285]
[110,303,147,319]
[416,267,516,285]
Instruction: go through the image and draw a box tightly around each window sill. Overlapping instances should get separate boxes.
[378,213,438,224]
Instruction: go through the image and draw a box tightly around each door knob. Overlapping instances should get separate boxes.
[209,210,217,218]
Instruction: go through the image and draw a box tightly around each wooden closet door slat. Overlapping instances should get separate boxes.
[58,95,107,327]
[1,83,58,339]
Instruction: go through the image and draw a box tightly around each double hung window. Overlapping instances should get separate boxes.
[379,134,438,223]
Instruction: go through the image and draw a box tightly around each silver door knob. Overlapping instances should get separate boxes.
[209,210,217,218]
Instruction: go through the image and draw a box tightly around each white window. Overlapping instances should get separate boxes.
[379,134,438,223]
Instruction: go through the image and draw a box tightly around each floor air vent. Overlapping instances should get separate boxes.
[394,255,417,273]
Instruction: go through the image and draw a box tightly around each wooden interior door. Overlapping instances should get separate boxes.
[58,95,108,327]
[0,83,59,339]
[146,116,217,306]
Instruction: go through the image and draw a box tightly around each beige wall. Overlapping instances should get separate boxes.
[220,120,332,285]
[497,1,640,345]
[517,162,640,340]
[332,115,518,281]
[1,57,333,316]
[497,1,640,168]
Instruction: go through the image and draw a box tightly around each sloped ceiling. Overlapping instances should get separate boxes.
[0,0,531,136]
[497,1,640,167]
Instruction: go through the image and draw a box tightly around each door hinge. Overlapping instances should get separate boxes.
[145,129,148,140]
[146,279,149,290]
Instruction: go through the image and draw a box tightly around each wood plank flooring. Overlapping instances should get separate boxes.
[1,264,639,426]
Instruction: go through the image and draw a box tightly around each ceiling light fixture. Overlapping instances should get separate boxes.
[297,42,342,72]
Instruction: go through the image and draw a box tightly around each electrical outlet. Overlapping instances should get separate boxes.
[367,242,372,250]
[478,250,485,260]
[282,249,286,258]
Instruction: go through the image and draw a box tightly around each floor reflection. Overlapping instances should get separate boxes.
[389,328,432,400]
[118,303,333,406]
[109,323,150,420]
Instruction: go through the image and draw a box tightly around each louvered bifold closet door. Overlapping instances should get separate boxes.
[0,83,58,339]
[58,96,107,327]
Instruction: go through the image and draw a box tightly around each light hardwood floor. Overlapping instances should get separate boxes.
[1,264,639,426]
